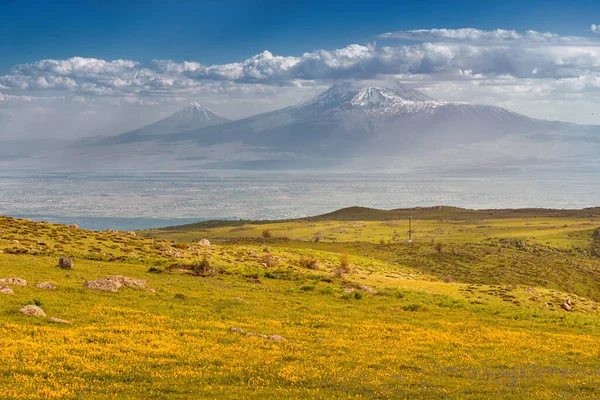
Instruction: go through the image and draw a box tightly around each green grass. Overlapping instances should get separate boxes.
[1,210,600,399]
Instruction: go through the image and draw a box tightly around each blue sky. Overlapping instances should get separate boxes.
[1,0,599,71]
[3,0,600,138]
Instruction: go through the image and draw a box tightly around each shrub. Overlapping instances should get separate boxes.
[26,299,43,307]
[262,229,272,243]
[402,303,426,312]
[299,257,321,270]
[261,254,276,267]
[340,254,350,272]
[147,267,162,274]
[300,284,316,291]
[435,242,444,254]
[333,254,351,278]
[341,291,363,300]
[192,257,216,276]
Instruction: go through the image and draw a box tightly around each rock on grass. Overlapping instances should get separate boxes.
[84,275,147,292]
[20,305,46,317]
[58,258,73,270]
[0,277,27,286]
[48,318,71,324]
[0,285,14,294]
[36,282,56,289]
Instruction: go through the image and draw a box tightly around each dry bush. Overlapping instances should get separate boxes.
[261,254,276,267]
[333,254,351,278]
[299,257,321,270]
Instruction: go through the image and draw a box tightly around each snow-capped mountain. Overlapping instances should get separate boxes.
[163,82,541,152]
[80,82,598,171]
[102,102,229,144]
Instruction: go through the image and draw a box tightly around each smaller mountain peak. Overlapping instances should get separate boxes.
[183,102,209,111]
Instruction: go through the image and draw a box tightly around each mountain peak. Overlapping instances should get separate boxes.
[173,102,224,123]
[307,82,436,111]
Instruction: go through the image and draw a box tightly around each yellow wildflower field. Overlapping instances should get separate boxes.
[1,215,599,399]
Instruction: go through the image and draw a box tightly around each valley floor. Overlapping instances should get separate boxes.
[1,210,600,399]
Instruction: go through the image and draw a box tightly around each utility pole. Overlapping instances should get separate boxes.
[408,215,413,243]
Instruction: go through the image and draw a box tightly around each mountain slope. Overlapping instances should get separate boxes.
[103,102,229,144]
[77,82,600,170]
[164,82,541,154]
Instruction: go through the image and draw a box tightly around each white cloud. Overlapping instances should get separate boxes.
[4,27,600,138]
[378,28,600,46]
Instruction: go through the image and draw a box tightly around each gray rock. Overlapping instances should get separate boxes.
[36,282,56,290]
[58,258,73,270]
[228,327,243,333]
[48,317,71,324]
[0,277,27,286]
[0,285,14,294]
[197,239,211,248]
[20,305,46,317]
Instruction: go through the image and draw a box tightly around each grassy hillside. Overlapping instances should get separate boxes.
[2,212,600,399]
[161,205,600,231]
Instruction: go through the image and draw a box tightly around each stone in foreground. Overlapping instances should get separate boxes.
[36,282,57,289]
[58,258,73,270]
[0,277,27,286]
[20,305,46,317]
[0,285,14,294]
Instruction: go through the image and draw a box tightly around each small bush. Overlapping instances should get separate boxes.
[402,303,426,312]
[26,299,43,307]
[193,257,216,276]
[333,254,351,278]
[341,291,363,300]
[147,267,162,274]
[262,229,272,243]
[174,293,186,300]
[299,258,321,270]
[300,284,316,291]
[261,254,276,267]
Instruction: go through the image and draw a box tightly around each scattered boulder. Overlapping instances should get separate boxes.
[228,327,243,333]
[20,305,46,317]
[561,299,572,311]
[128,231,136,237]
[58,258,73,270]
[109,275,146,289]
[0,285,14,294]
[525,287,535,293]
[83,275,147,292]
[197,239,211,248]
[268,335,286,342]
[70,223,79,229]
[0,277,27,286]
[84,278,120,293]
[36,282,57,290]
[350,284,375,293]
[48,317,71,324]
[234,297,246,302]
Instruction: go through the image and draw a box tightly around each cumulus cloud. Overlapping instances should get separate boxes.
[378,28,600,46]
[4,26,600,138]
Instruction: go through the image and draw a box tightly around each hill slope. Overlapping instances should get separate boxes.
[1,215,600,398]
